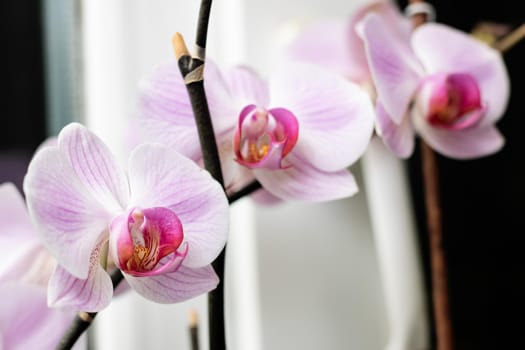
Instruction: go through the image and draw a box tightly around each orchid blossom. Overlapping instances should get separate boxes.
[285,0,409,86]
[140,60,374,202]
[360,14,509,159]
[0,183,84,350]
[23,123,229,312]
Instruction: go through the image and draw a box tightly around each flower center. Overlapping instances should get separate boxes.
[111,207,187,277]
[420,73,485,130]
[233,105,299,169]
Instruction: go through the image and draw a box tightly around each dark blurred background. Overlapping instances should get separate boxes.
[398,0,525,349]
[0,1,46,190]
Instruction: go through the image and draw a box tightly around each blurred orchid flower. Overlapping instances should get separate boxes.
[24,123,229,312]
[140,61,374,202]
[284,0,409,86]
[360,14,509,159]
[0,183,84,350]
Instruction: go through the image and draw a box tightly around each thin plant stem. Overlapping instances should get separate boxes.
[173,1,228,349]
[408,1,454,350]
[228,180,263,204]
[494,23,525,53]
[189,310,200,350]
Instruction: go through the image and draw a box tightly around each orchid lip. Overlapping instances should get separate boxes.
[111,207,186,277]
[233,104,299,170]
[419,72,485,131]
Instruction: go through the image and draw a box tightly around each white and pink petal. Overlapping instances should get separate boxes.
[359,13,423,124]
[224,66,270,109]
[269,63,375,171]
[48,261,113,313]
[24,146,113,279]
[123,265,219,304]
[285,19,358,79]
[57,123,129,214]
[376,103,415,158]
[413,109,505,159]
[127,144,229,268]
[254,153,358,202]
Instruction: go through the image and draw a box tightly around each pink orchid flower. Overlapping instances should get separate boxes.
[285,0,409,85]
[140,61,374,202]
[23,123,229,312]
[360,14,509,159]
[0,183,84,350]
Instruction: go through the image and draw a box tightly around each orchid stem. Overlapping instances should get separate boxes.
[420,141,453,350]
[56,312,97,350]
[494,23,525,53]
[55,269,124,350]
[189,309,201,350]
[228,180,262,204]
[408,1,454,350]
[173,1,227,349]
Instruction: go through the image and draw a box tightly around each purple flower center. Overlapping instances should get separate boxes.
[112,207,187,277]
[233,104,299,170]
[419,72,486,130]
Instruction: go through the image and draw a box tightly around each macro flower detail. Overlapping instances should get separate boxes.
[419,73,485,130]
[233,105,299,169]
[360,14,509,159]
[24,123,229,312]
[140,61,375,202]
[110,207,187,277]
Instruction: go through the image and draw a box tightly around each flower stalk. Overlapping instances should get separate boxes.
[172,1,227,349]
[408,1,454,350]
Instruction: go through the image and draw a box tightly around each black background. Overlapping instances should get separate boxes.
[0,1,46,190]
[398,1,525,349]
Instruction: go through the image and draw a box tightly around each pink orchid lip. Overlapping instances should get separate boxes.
[233,104,299,170]
[111,207,187,277]
[420,72,486,131]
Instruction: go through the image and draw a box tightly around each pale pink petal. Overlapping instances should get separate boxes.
[0,183,34,244]
[139,59,235,159]
[48,258,113,312]
[376,102,415,158]
[413,110,505,159]
[139,59,201,159]
[58,123,129,214]
[360,13,423,124]
[24,147,112,279]
[0,283,81,350]
[204,60,240,131]
[1,244,56,288]
[348,0,411,83]
[269,63,374,171]
[123,264,219,303]
[412,23,510,124]
[254,153,358,202]
[224,66,270,108]
[285,20,358,79]
[127,144,228,268]
[251,189,283,206]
